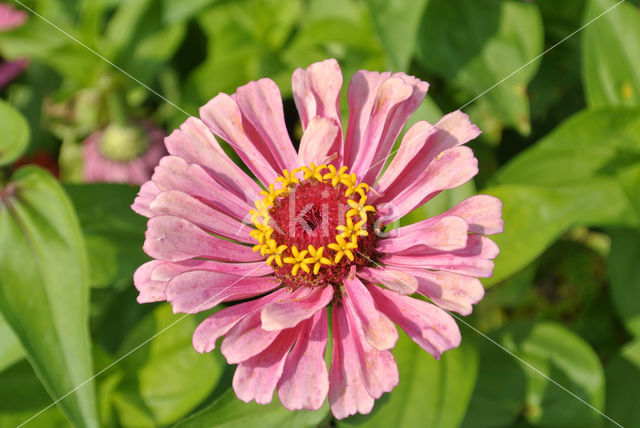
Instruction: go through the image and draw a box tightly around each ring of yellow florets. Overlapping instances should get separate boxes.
[249,164,376,281]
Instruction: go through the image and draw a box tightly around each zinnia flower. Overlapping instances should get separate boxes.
[132,59,502,419]
[83,121,166,185]
[0,3,28,89]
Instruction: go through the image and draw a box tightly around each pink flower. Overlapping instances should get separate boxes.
[133,59,502,419]
[83,121,166,185]
[0,3,28,89]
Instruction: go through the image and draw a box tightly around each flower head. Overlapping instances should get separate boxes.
[83,121,166,185]
[133,59,503,419]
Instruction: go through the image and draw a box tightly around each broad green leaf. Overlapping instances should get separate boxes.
[608,228,640,337]
[0,313,23,374]
[366,0,430,70]
[416,0,543,135]
[0,167,98,427]
[64,184,147,288]
[0,100,30,166]
[174,389,329,428]
[582,0,640,108]
[162,0,221,24]
[112,304,225,426]
[341,332,478,428]
[605,340,640,427]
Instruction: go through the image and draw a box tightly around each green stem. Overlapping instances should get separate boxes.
[105,91,128,126]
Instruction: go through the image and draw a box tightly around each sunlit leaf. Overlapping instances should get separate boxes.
[0,100,30,166]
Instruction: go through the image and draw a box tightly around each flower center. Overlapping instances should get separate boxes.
[99,123,150,162]
[249,164,379,289]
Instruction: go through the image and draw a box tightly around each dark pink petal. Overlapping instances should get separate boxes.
[368,285,461,359]
[261,285,333,331]
[192,288,288,353]
[235,78,298,172]
[443,195,504,235]
[343,275,397,350]
[297,117,340,167]
[143,215,261,262]
[164,117,262,201]
[131,181,161,218]
[278,311,329,411]
[152,156,253,221]
[151,259,273,281]
[150,189,253,243]
[377,215,469,254]
[166,270,280,314]
[378,146,478,223]
[200,93,280,186]
[0,58,27,88]
[329,305,375,419]
[222,312,280,364]
[133,260,166,303]
[404,268,484,315]
[383,234,499,277]
[357,266,418,295]
[374,111,480,203]
[233,329,297,405]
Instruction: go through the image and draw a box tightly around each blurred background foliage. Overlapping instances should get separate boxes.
[0,0,639,426]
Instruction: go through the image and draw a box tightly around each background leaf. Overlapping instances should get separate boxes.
[605,340,640,427]
[0,100,30,166]
[607,228,640,338]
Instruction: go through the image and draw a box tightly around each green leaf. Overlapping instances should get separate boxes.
[0,167,98,427]
[366,0,430,70]
[112,304,225,426]
[0,100,30,166]
[416,0,543,135]
[64,184,147,288]
[174,389,329,428]
[0,313,23,374]
[605,340,640,427]
[162,0,221,24]
[341,332,478,428]
[582,0,640,108]
[608,228,640,337]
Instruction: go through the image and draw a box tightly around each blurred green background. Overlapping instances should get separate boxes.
[1,0,640,427]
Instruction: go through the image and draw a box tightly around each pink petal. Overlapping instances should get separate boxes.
[378,146,478,224]
[143,215,261,262]
[151,259,273,280]
[164,117,262,202]
[328,304,375,419]
[374,111,480,203]
[377,215,469,254]
[0,59,27,88]
[233,329,297,405]
[131,181,161,218]
[192,288,288,353]
[150,189,253,243]
[368,285,461,359]
[443,195,504,235]
[261,285,333,331]
[152,156,253,221]
[0,4,27,31]
[357,267,418,295]
[278,310,329,411]
[235,78,298,172]
[222,312,280,364]
[383,235,499,277]
[297,116,340,167]
[343,275,398,350]
[166,270,280,314]
[133,260,166,303]
[200,93,280,186]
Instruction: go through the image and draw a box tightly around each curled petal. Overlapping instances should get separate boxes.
[261,285,333,331]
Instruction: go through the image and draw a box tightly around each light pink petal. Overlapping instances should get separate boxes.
[343,275,397,350]
[166,270,280,314]
[233,329,297,405]
[328,305,375,420]
[200,93,280,186]
[261,285,333,331]
[368,285,461,359]
[278,310,329,411]
[235,78,298,172]
[152,156,253,221]
[0,4,27,31]
[377,215,469,254]
[342,297,399,398]
[444,195,504,235]
[143,215,261,262]
[378,146,478,224]
[383,235,499,278]
[222,312,280,364]
[297,116,340,167]
[133,260,166,303]
[192,288,288,353]
[131,180,161,218]
[164,117,262,201]
[150,189,253,243]
[374,111,480,203]
[357,267,418,295]
[404,268,484,316]
[292,59,343,163]
[151,259,273,281]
